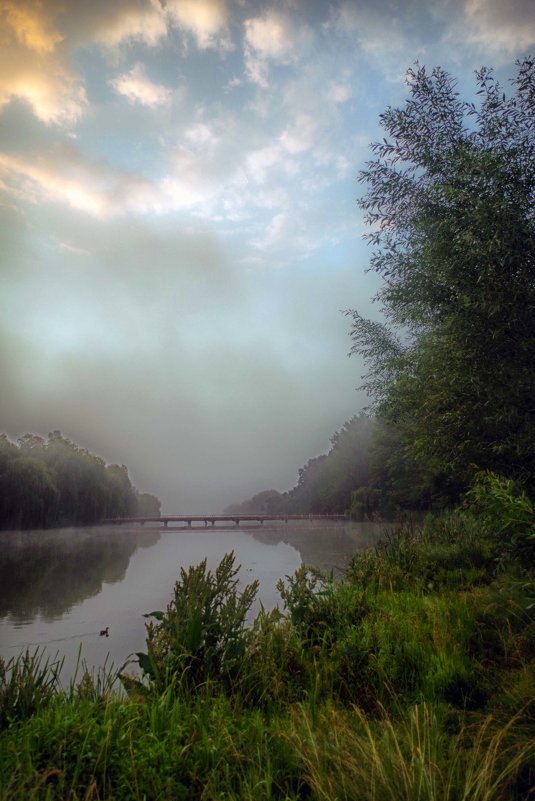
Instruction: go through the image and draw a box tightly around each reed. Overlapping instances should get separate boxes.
[0,649,63,729]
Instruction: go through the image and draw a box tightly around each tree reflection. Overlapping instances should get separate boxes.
[249,522,390,575]
[0,527,159,622]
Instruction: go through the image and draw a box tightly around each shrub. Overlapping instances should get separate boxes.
[465,472,535,569]
[132,552,258,694]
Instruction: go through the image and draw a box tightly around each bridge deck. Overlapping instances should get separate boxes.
[102,514,346,527]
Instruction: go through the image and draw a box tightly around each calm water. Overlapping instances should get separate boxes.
[0,522,388,683]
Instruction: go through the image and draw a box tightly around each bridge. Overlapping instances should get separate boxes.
[102,514,346,528]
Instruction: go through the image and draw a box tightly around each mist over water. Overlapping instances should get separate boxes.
[0,522,387,682]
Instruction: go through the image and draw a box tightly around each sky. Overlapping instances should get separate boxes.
[1,0,533,513]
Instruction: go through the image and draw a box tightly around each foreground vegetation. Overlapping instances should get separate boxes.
[1,473,534,800]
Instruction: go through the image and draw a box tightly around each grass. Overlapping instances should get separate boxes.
[1,474,534,799]
[290,703,534,801]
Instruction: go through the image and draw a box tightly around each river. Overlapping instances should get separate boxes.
[0,521,390,684]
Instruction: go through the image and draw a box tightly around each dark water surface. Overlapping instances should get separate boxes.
[0,522,389,682]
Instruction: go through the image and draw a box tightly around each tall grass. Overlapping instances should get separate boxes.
[0,649,63,729]
[290,703,534,801]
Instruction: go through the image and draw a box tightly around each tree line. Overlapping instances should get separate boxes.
[229,58,535,519]
[225,413,435,519]
[0,430,160,530]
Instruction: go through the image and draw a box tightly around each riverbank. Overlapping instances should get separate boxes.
[1,474,534,800]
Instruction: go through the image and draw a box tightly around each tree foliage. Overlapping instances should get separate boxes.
[348,58,535,496]
[0,431,160,530]
[227,414,375,516]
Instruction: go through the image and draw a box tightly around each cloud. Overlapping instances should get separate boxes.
[279,114,318,154]
[243,9,310,87]
[330,2,408,52]
[457,0,535,54]
[88,0,167,47]
[0,137,227,218]
[253,211,295,251]
[245,143,285,184]
[110,63,173,107]
[0,0,63,53]
[0,49,87,125]
[165,0,231,50]
[0,1,86,125]
[326,1,430,82]
[331,83,351,104]
[0,148,154,217]
[183,122,220,150]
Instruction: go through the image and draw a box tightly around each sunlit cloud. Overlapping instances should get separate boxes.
[90,0,167,47]
[0,143,223,218]
[0,0,63,53]
[166,0,231,50]
[0,50,87,125]
[0,1,86,125]
[110,63,173,107]
[0,149,161,217]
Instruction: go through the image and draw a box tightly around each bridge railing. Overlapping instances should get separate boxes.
[102,513,347,527]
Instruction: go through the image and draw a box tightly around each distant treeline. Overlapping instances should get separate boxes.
[0,431,160,530]
[225,413,449,520]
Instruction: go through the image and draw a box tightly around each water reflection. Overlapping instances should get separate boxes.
[249,521,390,575]
[0,527,160,623]
[0,522,388,681]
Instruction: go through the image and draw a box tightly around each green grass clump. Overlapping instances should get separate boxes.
[0,650,63,730]
[1,691,304,801]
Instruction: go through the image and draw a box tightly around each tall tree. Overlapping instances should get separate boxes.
[348,58,535,495]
